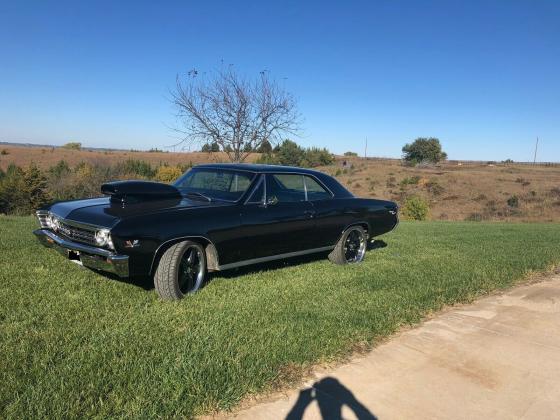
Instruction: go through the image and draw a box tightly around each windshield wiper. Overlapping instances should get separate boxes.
[185,191,212,202]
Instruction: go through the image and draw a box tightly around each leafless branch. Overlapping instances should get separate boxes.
[170,67,300,162]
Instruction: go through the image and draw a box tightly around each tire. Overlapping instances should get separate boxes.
[328,226,367,265]
[154,240,207,300]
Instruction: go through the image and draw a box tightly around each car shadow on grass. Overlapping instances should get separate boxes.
[207,240,387,282]
[286,376,377,420]
[89,270,155,291]
[92,240,388,291]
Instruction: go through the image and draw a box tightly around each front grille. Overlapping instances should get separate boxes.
[57,222,97,246]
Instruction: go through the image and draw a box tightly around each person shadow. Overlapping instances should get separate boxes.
[286,377,377,420]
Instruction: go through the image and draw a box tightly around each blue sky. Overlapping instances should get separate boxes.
[1,0,558,161]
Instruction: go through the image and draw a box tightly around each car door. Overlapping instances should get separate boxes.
[303,175,351,247]
[239,173,316,260]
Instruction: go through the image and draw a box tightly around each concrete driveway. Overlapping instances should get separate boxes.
[229,274,560,419]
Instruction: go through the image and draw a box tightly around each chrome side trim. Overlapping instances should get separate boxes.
[217,245,334,271]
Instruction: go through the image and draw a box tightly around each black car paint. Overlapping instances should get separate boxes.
[38,164,398,277]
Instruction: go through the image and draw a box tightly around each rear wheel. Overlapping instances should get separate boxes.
[154,241,206,300]
[328,226,367,265]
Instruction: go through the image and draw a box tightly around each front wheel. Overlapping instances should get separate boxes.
[154,241,206,300]
[328,226,367,265]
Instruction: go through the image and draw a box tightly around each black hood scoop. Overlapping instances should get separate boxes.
[101,181,182,205]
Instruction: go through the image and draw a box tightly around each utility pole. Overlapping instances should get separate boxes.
[364,137,368,159]
[533,137,539,165]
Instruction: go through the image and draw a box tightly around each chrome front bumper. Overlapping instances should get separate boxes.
[33,229,129,277]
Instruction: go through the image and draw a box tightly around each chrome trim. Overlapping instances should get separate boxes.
[36,210,108,232]
[390,209,400,232]
[149,235,217,274]
[244,174,266,205]
[217,245,334,270]
[33,229,129,277]
[56,217,99,231]
[336,222,370,245]
[175,167,258,203]
[268,172,335,199]
[36,210,49,228]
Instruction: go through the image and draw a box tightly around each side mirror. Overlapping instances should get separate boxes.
[266,195,279,206]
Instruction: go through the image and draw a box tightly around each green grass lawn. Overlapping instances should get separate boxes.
[1,216,559,418]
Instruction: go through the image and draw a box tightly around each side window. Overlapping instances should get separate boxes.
[246,177,265,204]
[267,174,306,203]
[230,174,252,192]
[304,176,332,201]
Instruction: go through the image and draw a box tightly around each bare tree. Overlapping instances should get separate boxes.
[171,67,300,162]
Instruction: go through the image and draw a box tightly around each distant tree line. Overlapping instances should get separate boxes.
[200,139,333,167]
[201,140,273,154]
[256,140,334,167]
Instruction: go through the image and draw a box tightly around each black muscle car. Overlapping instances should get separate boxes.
[34,164,398,300]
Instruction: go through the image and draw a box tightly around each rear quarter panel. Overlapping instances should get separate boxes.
[312,197,398,246]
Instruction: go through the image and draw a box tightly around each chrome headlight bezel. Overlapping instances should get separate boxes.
[47,214,61,231]
[95,228,115,250]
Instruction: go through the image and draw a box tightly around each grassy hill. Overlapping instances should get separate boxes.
[1,216,559,417]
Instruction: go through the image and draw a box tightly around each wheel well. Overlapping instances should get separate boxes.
[150,237,220,275]
[347,222,369,235]
[357,222,369,234]
[333,222,370,247]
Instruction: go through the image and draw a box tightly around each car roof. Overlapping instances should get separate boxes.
[193,163,326,176]
[191,163,355,199]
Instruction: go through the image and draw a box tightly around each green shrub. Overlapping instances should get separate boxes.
[425,179,444,195]
[62,142,82,150]
[400,176,421,186]
[301,147,334,167]
[401,196,429,221]
[114,159,156,178]
[344,151,358,157]
[1,149,9,155]
[0,163,50,215]
[507,195,519,208]
[256,140,273,154]
[201,142,220,152]
[155,165,183,183]
[402,137,447,164]
[256,140,333,168]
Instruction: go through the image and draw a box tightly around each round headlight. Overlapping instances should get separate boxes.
[47,214,60,231]
[95,229,114,249]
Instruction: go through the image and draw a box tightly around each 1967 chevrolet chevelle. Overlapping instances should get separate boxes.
[34,164,398,299]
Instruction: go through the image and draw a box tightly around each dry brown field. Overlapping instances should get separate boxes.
[1,144,559,222]
[0,145,258,170]
[325,157,560,222]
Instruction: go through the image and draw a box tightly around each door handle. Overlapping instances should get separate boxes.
[304,210,315,218]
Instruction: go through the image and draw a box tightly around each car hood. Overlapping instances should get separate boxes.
[49,196,231,228]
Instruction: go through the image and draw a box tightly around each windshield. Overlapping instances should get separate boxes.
[173,168,256,202]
